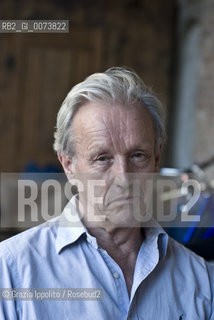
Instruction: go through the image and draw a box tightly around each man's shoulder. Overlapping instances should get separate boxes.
[0,216,60,261]
[168,235,207,262]
[167,235,214,284]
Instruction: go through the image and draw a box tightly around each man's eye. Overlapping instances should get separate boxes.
[96,156,108,162]
[133,153,144,158]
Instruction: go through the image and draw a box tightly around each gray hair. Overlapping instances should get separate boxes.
[53,67,166,157]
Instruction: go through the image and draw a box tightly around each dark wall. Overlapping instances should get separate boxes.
[0,0,175,171]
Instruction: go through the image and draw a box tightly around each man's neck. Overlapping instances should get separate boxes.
[85,224,144,297]
[86,225,143,256]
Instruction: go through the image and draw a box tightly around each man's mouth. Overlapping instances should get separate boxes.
[106,196,136,206]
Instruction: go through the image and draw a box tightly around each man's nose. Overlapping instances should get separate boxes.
[112,158,131,188]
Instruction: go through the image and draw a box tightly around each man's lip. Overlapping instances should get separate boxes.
[106,196,135,205]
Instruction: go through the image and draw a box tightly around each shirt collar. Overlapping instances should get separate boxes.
[55,196,169,258]
[143,219,168,261]
[55,195,87,254]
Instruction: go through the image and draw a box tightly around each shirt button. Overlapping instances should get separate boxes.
[113,272,120,279]
[87,237,92,243]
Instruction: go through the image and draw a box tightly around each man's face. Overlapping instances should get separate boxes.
[65,102,161,229]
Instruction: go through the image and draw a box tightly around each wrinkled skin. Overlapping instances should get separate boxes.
[59,102,161,231]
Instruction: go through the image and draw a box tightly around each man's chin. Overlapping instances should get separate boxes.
[85,206,143,229]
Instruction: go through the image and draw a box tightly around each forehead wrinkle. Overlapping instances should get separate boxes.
[84,127,109,135]
[74,124,110,145]
[73,102,155,157]
[100,113,121,152]
[85,132,112,153]
[102,110,139,150]
[97,109,152,154]
[102,106,146,145]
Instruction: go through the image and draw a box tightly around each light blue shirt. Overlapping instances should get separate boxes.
[0,196,214,320]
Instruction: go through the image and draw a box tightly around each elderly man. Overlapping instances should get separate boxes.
[0,67,213,319]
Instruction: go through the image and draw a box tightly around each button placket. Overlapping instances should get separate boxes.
[86,237,92,243]
[98,249,129,317]
[113,272,120,279]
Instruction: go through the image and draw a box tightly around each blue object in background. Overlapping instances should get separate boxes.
[23,161,62,173]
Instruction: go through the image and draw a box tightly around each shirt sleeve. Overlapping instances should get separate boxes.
[0,243,19,320]
[208,262,214,320]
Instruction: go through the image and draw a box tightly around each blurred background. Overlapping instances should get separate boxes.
[0,0,214,259]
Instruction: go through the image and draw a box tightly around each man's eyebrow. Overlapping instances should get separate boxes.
[126,143,153,152]
[87,145,110,155]
[86,143,152,155]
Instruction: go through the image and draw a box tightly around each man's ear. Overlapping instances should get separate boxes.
[57,152,74,179]
[154,143,163,172]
